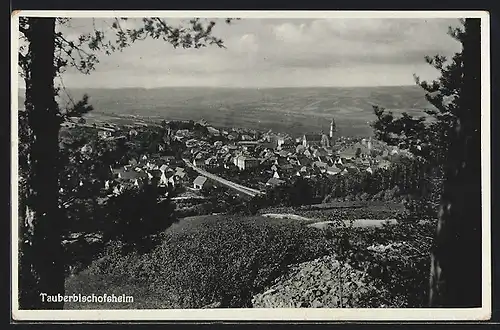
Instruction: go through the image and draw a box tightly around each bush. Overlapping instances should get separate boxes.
[101,184,176,249]
[72,215,331,308]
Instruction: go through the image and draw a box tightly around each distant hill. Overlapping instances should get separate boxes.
[17,85,434,137]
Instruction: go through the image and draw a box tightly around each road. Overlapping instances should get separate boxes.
[183,159,264,198]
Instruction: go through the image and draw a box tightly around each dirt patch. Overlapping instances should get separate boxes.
[308,219,398,230]
[262,213,316,222]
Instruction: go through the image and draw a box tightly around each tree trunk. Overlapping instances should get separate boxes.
[429,18,482,307]
[20,18,65,310]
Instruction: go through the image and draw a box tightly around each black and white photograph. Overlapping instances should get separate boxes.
[11,11,490,321]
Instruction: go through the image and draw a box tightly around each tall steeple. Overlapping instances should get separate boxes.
[329,118,336,139]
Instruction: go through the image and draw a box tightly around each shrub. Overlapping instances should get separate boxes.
[74,215,331,308]
[101,184,176,249]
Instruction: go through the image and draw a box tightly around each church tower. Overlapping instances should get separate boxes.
[329,118,336,140]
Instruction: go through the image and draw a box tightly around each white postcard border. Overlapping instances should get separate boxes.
[10,10,491,321]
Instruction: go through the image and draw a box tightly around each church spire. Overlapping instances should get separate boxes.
[330,118,336,139]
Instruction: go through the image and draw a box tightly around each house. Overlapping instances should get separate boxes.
[157,169,172,187]
[227,132,239,141]
[205,156,219,168]
[275,157,289,166]
[113,184,124,195]
[313,161,328,170]
[129,129,138,137]
[223,153,233,165]
[296,166,313,177]
[326,165,342,176]
[175,129,191,138]
[129,158,138,166]
[277,136,286,148]
[111,167,126,179]
[338,148,357,160]
[196,119,208,126]
[237,140,260,152]
[266,177,285,187]
[159,164,169,173]
[302,134,323,148]
[135,171,149,187]
[193,158,207,168]
[325,156,335,166]
[261,135,279,149]
[346,165,360,174]
[207,126,220,136]
[193,176,210,190]
[159,155,175,162]
[377,160,391,170]
[297,156,313,167]
[98,130,112,139]
[118,170,146,188]
[148,169,163,185]
[296,144,306,154]
[241,134,254,141]
[235,155,259,171]
[224,144,238,152]
[313,147,329,158]
[278,150,290,158]
[358,158,371,167]
[174,167,186,180]
[169,158,185,167]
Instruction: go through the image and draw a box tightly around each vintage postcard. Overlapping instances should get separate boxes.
[11,10,491,321]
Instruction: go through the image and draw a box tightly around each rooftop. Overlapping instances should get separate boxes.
[194,176,208,186]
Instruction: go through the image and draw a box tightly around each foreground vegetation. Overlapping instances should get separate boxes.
[65,213,433,309]
[65,215,331,308]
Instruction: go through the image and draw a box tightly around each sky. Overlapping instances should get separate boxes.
[18,16,464,89]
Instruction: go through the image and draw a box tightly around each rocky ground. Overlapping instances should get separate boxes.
[251,255,387,308]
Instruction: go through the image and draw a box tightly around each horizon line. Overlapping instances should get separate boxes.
[18,84,420,91]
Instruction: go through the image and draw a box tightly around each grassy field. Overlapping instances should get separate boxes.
[259,201,405,223]
[64,215,333,309]
[19,85,434,137]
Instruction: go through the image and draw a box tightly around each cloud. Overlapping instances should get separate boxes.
[21,16,465,88]
[269,18,462,66]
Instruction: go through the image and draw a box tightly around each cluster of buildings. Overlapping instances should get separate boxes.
[104,155,187,196]
[182,119,403,189]
[72,116,409,199]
